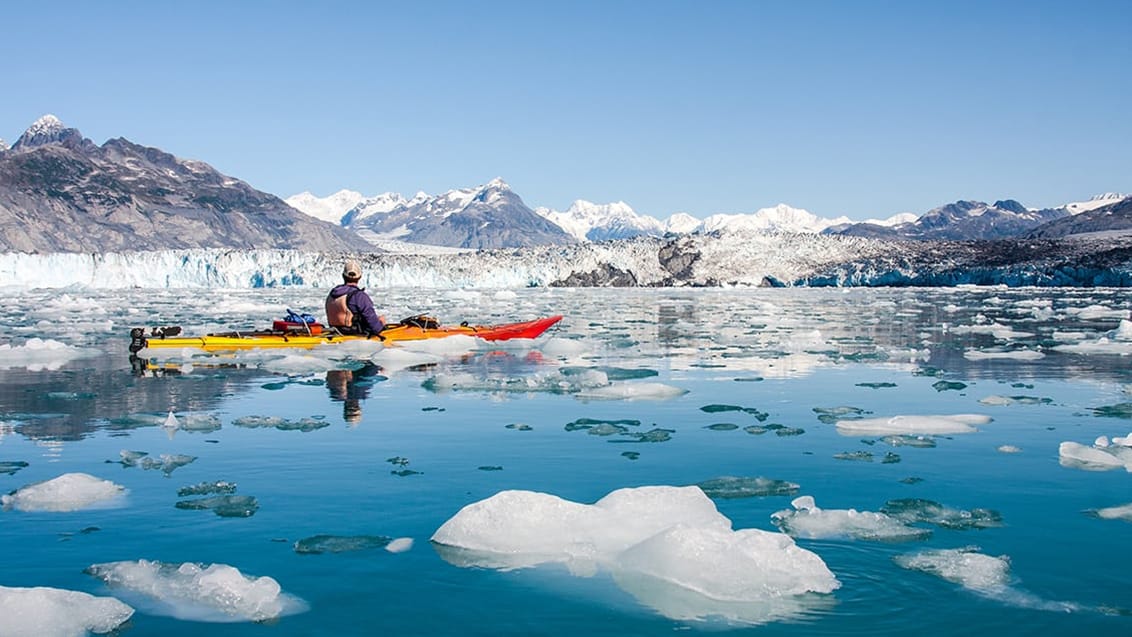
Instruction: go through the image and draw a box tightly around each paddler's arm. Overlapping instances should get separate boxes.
[351,290,386,334]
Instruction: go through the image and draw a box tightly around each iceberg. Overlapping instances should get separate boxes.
[431,485,838,625]
[84,559,307,622]
[1,473,126,512]
[0,585,134,637]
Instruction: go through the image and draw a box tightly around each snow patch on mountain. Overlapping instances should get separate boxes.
[285,189,366,224]
[700,204,851,234]
[536,200,665,241]
[663,212,701,234]
[1064,193,1127,215]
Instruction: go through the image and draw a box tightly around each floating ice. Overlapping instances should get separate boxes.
[771,495,931,542]
[895,547,1078,612]
[431,486,838,625]
[175,495,259,517]
[371,346,443,370]
[0,585,134,637]
[0,338,99,371]
[386,537,414,553]
[294,534,392,554]
[1058,440,1132,471]
[835,414,990,436]
[1093,503,1132,522]
[2,473,126,512]
[998,445,1022,453]
[84,559,307,622]
[1067,305,1130,320]
[949,323,1034,339]
[964,348,1045,361]
[231,415,329,432]
[695,476,800,499]
[896,547,1009,591]
[575,382,688,401]
[978,395,1052,406]
[880,498,1003,530]
[539,337,588,358]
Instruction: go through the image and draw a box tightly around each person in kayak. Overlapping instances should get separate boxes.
[325,259,386,335]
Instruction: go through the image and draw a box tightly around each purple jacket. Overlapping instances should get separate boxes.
[326,284,385,334]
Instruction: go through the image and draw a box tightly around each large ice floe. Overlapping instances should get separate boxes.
[1051,319,1132,356]
[0,338,99,371]
[834,414,992,436]
[430,485,839,626]
[84,560,307,622]
[0,585,134,637]
[1,473,126,512]
[1058,433,1132,471]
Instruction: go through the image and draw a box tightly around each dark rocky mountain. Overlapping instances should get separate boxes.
[1023,195,1132,238]
[0,115,372,253]
[344,178,576,249]
[826,199,1069,241]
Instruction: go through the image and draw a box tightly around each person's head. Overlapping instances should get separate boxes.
[342,259,362,284]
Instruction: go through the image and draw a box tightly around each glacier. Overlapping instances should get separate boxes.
[1,230,1130,289]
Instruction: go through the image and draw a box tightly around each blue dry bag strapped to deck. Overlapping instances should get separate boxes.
[285,309,319,324]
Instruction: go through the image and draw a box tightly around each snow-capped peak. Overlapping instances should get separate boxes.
[536,199,663,242]
[663,212,701,234]
[26,114,65,137]
[700,203,850,234]
[0,138,8,152]
[483,177,510,191]
[13,114,79,149]
[1064,192,1128,215]
[285,189,367,225]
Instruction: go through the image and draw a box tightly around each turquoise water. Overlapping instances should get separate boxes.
[2,287,1131,636]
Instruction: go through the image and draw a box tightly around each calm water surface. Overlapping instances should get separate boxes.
[1,287,1131,636]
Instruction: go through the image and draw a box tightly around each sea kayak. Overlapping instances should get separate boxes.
[129,315,563,353]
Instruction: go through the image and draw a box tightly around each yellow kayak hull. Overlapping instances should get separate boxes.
[129,316,563,353]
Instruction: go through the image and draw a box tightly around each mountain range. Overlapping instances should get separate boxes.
[0,115,370,253]
[1,114,1129,255]
[288,185,1130,249]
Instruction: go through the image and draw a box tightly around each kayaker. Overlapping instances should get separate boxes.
[325,259,386,335]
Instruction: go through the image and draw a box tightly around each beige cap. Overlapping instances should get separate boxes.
[343,259,362,279]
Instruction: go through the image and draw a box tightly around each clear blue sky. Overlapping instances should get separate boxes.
[2,0,1129,220]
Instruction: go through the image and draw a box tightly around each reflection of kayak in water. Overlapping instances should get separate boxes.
[129,315,563,354]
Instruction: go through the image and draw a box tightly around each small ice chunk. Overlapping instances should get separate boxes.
[771,496,930,542]
[963,349,1044,361]
[386,537,414,553]
[997,445,1022,454]
[576,382,688,401]
[0,585,134,636]
[293,534,391,554]
[835,414,990,436]
[162,411,178,429]
[895,547,1008,591]
[1094,503,1132,522]
[84,559,307,622]
[2,473,126,512]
